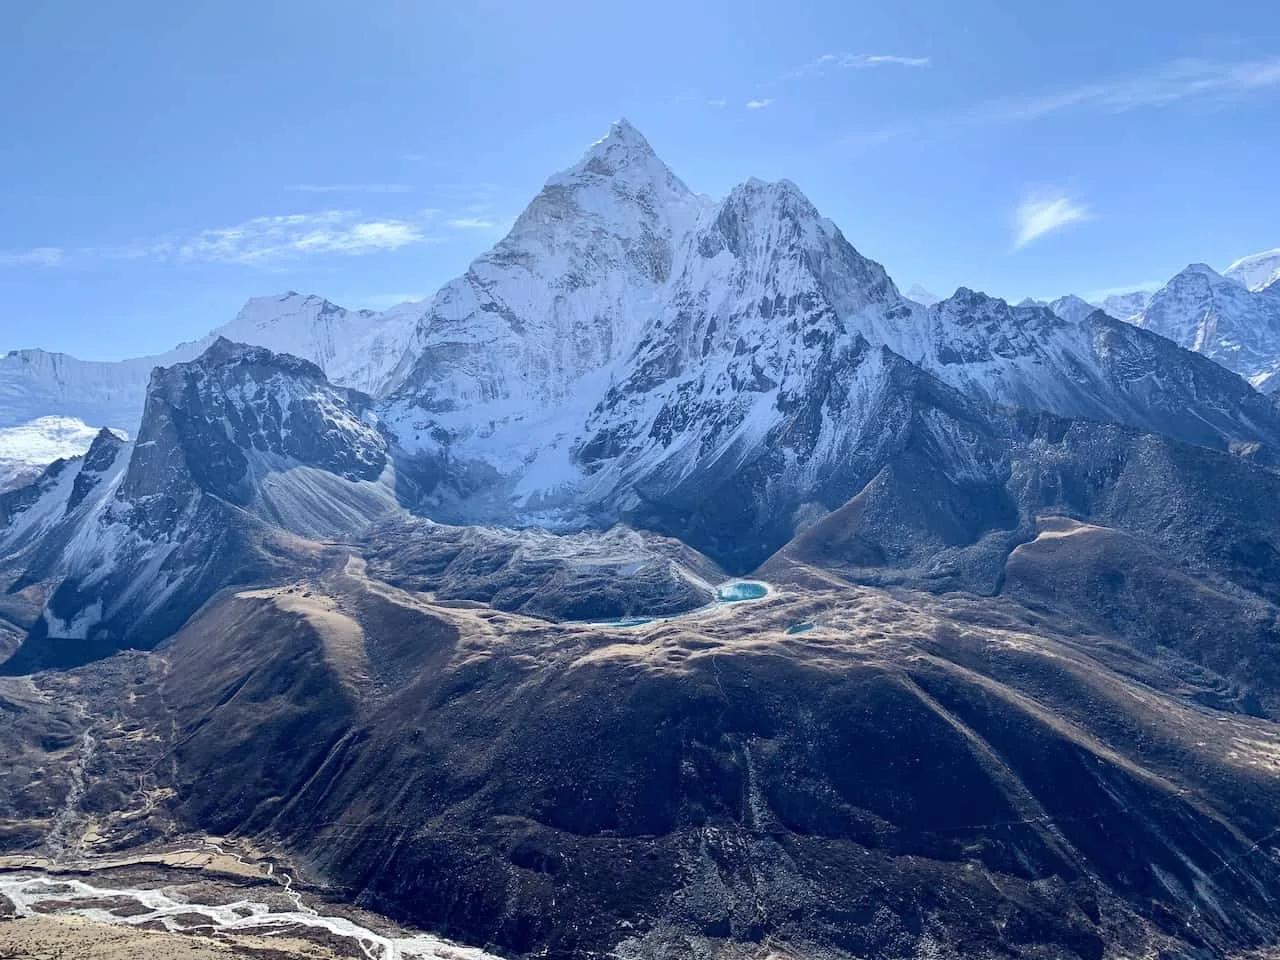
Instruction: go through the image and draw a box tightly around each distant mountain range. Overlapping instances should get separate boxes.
[3,139,1275,440]
[0,291,416,434]
[1008,251,1280,389]
[910,252,1280,391]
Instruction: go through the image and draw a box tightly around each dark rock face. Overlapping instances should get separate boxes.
[124,337,386,509]
[65,428,125,512]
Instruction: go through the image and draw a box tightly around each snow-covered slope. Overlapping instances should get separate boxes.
[926,289,1280,446]
[1225,248,1280,292]
[1,293,419,434]
[0,416,124,492]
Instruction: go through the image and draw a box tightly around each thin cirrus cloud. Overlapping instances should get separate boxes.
[288,183,415,194]
[790,52,930,78]
[1013,191,1093,250]
[0,246,65,267]
[445,217,496,230]
[18,210,445,269]
[739,51,928,111]
[971,56,1280,124]
[840,56,1280,147]
[175,210,440,264]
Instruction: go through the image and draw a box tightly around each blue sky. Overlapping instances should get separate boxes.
[2,0,1278,359]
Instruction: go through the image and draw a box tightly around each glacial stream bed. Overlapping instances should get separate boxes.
[0,867,503,960]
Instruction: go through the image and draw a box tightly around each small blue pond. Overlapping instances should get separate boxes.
[716,581,769,603]
[601,617,655,628]
[785,622,815,635]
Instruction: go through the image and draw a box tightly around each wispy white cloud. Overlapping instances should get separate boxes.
[5,200,503,271]
[0,246,65,267]
[176,210,439,264]
[1013,191,1093,250]
[791,52,930,78]
[841,56,1280,148]
[445,217,495,230]
[707,98,728,108]
[289,183,414,194]
[738,51,929,112]
[970,57,1280,124]
[5,205,480,271]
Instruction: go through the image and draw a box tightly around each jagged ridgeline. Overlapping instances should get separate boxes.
[3,122,1280,960]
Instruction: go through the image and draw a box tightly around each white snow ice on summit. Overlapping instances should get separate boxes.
[0,292,423,434]
[1225,248,1280,293]
[0,416,125,492]
[1134,262,1280,388]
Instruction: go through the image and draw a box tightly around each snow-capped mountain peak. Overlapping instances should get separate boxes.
[10,121,1280,655]
[1135,260,1280,388]
[1094,290,1151,322]
[384,123,723,429]
[212,291,409,396]
[0,415,124,492]
[1225,248,1280,292]
[904,284,942,307]
[1176,262,1222,282]
[545,118,698,214]
[6,121,1280,571]
[573,118,665,176]
[0,289,417,441]
[1047,294,1097,324]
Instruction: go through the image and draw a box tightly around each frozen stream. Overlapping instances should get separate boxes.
[0,871,502,960]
